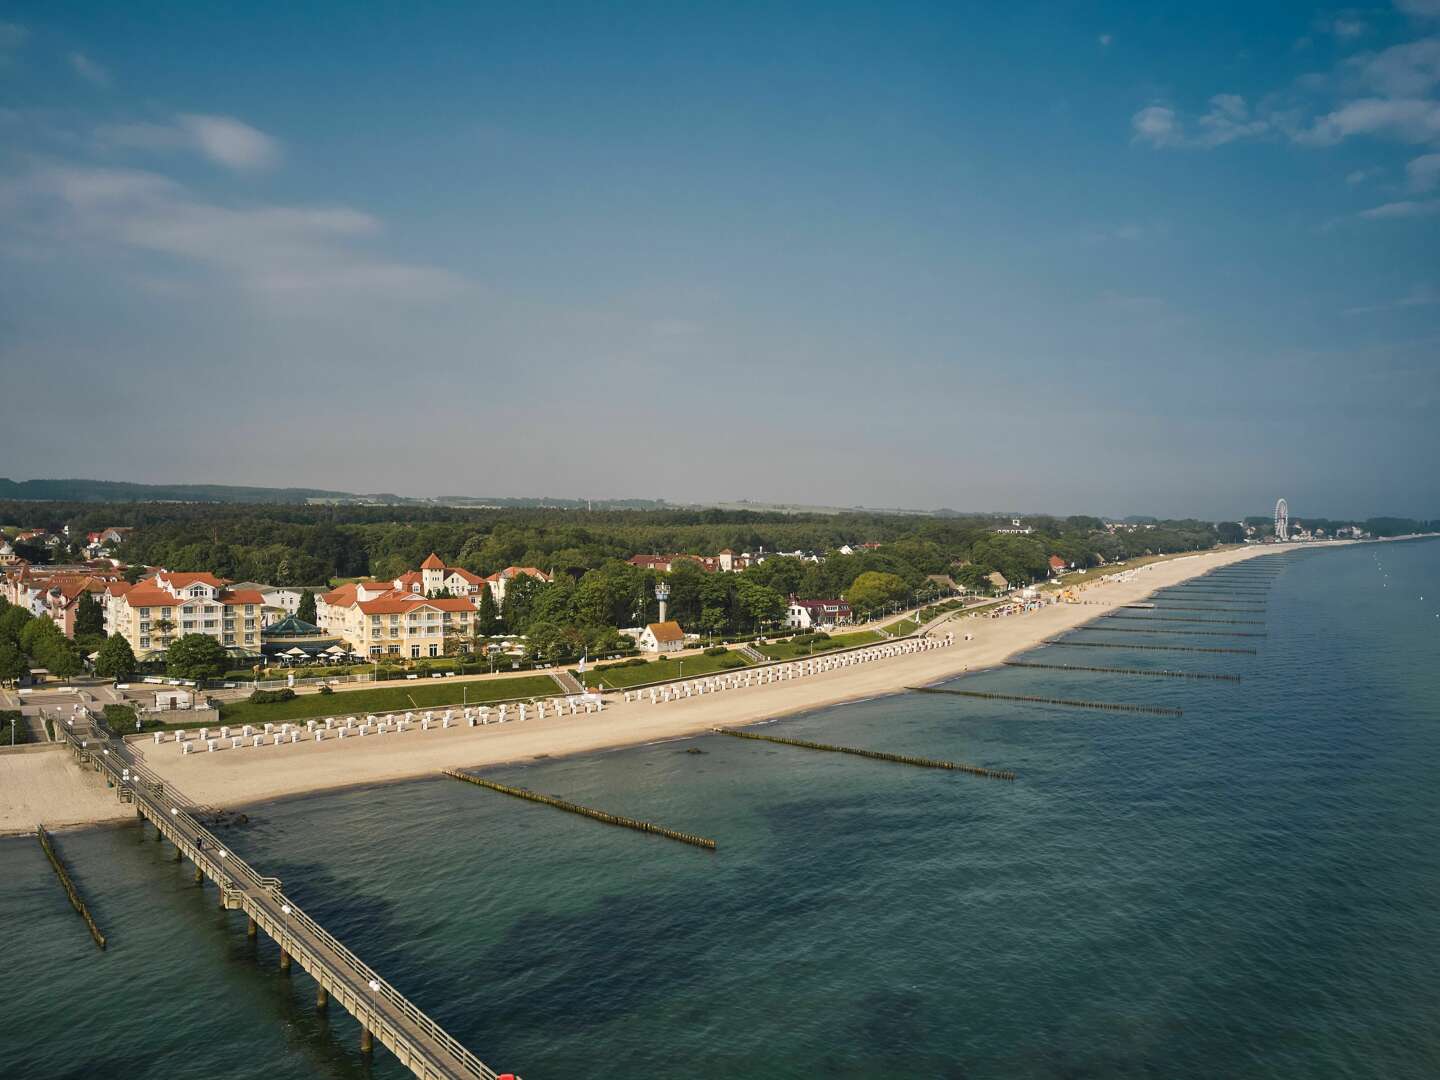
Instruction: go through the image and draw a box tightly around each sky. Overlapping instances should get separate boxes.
[1,1,1437,521]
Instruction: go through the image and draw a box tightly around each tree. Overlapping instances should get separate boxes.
[734,577,785,631]
[74,592,105,638]
[475,586,500,636]
[297,590,318,624]
[1216,521,1245,545]
[19,616,64,663]
[123,564,145,585]
[166,633,228,681]
[38,636,82,678]
[95,634,137,682]
[845,571,910,617]
[0,640,26,685]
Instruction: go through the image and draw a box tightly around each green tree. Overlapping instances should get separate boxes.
[0,603,33,644]
[845,571,910,617]
[1216,521,1245,544]
[166,633,228,681]
[297,590,318,624]
[74,591,105,638]
[95,634,138,682]
[0,640,26,685]
[475,586,500,636]
[38,635,83,678]
[734,577,786,631]
[19,616,64,663]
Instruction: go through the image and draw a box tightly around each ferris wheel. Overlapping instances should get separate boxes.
[1274,498,1289,541]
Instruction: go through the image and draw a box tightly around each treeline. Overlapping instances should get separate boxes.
[1,502,1234,590]
[1242,515,1438,538]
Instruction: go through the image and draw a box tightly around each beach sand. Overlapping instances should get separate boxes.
[0,749,135,833]
[0,544,1289,833]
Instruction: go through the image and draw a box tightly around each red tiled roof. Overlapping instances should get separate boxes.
[219,590,266,605]
[646,620,685,642]
[421,553,446,570]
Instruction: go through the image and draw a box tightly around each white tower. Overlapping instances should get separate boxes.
[655,581,670,623]
[1274,498,1289,542]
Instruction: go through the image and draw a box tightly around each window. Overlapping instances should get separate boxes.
[140,608,150,618]
[140,637,150,649]
[370,646,382,657]
[410,645,420,658]
[428,644,439,657]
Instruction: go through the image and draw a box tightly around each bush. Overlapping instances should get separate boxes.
[102,703,161,734]
[715,653,747,670]
[317,684,333,695]
[247,688,297,705]
[703,646,729,657]
[0,710,26,745]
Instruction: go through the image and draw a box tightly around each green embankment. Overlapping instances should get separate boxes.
[218,674,558,725]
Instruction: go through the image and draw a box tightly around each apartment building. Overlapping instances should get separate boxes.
[105,571,266,658]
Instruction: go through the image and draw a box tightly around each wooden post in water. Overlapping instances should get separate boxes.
[360,1027,374,1054]
[316,985,329,1009]
[194,864,203,884]
[279,948,291,973]
[247,916,258,939]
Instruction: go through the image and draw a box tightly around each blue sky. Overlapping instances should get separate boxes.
[1,1,1436,519]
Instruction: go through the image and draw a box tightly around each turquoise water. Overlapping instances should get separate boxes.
[3,541,1439,1079]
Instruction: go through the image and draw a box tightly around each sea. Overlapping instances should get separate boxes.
[2,539,1438,1079]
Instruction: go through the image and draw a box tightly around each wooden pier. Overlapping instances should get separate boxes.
[61,719,511,1079]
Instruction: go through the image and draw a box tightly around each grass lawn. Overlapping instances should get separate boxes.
[218,674,558,725]
[581,650,752,690]
[881,618,920,637]
[825,629,884,648]
[757,628,885,660]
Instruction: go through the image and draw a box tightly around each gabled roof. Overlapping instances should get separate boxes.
[157,571,228,589]
[421,553,446,570]
[645,620,685,642]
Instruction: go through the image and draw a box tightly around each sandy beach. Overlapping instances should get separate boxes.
[0,544,1295,833]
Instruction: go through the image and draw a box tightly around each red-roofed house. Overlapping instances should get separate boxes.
[1048,555,1068,576]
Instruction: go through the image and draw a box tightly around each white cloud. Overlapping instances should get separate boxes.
[1300,97,1440,144]
[1351,36,1440,97]
[176,114,280,170]
[1133,96,1268,148]
[97,114,281,171]
[1358,196,1440,217]
[1331,17,1368,39]
[69,51,110,87]
[6,163,463,305]
[1346,165,1384,183]
[1132,105,1180,146]
[1395,0,1440,18]
[1408,151,1440,187]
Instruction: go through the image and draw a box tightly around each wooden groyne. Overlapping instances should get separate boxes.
[1079,626,1266,638]
[36,824,107,950]
[1150,605,1267,614]
[1043,639,1257,656]
[442,769,717,850]
[1102,614,1266,626]
[711,726,1015,780]
[909,686,1183,717]
[1003,660,1241,682]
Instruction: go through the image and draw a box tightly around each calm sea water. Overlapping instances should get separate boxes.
[3,541,1439,1079]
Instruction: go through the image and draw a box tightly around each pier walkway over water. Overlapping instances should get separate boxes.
[57,711,510,1080]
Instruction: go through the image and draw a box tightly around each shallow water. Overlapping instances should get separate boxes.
[3,540,1438,1079]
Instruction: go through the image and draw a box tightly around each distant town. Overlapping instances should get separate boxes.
[0,495,1412,691]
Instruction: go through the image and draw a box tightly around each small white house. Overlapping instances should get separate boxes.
[638,621,686,654]
[153,689,193,711]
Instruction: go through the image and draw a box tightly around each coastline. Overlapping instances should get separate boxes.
[0,542,1330,833]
